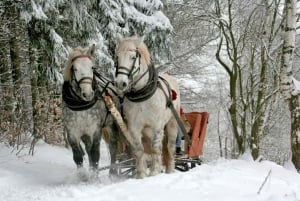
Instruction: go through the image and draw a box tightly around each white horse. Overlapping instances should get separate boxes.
[62,45,120,173]
[114,34,180,178]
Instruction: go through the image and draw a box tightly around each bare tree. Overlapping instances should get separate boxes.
[214,0,283,159]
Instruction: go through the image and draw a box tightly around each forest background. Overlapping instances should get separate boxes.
[1,0,300,171]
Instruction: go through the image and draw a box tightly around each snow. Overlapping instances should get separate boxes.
[31,0,48,20]
[1,142,300,201]
[124,6,172,32]
[292,77,300,96]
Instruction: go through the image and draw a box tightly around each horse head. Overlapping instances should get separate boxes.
[64,44,96,101]
[115,34,151,92]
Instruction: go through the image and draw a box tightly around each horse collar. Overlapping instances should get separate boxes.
[125,63,158,102]
[62,81,97,111]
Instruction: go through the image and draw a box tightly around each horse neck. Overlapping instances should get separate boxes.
[132,62,150,91]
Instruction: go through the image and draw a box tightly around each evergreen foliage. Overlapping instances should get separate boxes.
[0,0,172,146]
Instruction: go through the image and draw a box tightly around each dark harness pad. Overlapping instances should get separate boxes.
[62,81,97,111]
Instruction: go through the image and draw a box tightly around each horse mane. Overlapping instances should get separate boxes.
[63,46,94,81]
[117,36,152,66]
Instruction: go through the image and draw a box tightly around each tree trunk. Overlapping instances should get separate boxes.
[0,27,14,125]
[289,96,300,169]
[280,0,300,171]
[250,46,267,160]
[7,1,33,144]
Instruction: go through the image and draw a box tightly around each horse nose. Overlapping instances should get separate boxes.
[82,91,94,100]
[117,81,128,90]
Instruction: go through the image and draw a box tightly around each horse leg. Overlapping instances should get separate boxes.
[81,135,92,167]
[90,132,101,169]
[149,130,163,176]
[105,123,120,176]
[135,145,146,178]
[81,134,100,170]
[68,133,84,168]
[165,119,177,173]
[131,131,146,178]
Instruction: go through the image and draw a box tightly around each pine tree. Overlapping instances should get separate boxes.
[0,0,173,146]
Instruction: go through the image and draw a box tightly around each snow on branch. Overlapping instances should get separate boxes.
[31,0,48,20]
[292,77,300,96]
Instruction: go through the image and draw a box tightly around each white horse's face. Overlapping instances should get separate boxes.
[115,34,144,92]
[72,58,94,101]
[115,49,140,91]
[68,45,95,101]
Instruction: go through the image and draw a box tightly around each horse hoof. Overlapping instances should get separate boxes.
[77,168,89,182]
[149,170,160,176]
[136,172,147,179]
[165,168,175,174]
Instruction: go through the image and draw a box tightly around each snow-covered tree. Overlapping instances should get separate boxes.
[0,0,173,146]
[21,0,172,80]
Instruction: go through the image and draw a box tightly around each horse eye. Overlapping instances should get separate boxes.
[131,55,136,60]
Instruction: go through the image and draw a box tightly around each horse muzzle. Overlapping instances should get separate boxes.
[79,82,94,101]
[81,90,94,101]
[115,78,129,92]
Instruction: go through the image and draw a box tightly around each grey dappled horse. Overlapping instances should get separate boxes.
[62,45,120,172]
[114,34,181,178]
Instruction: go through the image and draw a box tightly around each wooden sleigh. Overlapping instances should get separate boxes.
[175,112,209,171]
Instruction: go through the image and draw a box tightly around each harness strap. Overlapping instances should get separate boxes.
[78,77,93,84]
[115,50,140,78]
[93,69,119,97]
[71,55,92,62]
[158,77,192,146]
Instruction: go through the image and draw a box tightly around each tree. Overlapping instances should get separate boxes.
[0,0,33,146]
[280,0,300,171]
[212,0,284,159]
[0,0,173,147]
[163,0,288,160]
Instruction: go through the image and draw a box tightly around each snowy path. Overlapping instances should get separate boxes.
[0,142,299,201]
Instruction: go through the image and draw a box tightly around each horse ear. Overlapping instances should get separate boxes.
[88,44,96,56]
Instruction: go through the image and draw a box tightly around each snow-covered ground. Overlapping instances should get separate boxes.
[0,142,299,201]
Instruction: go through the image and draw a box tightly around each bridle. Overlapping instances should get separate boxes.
[115,49,140,79]
[63,54,117,111]
[115,48,158,102]
[70,55,94,86]
[115,48,150,91]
